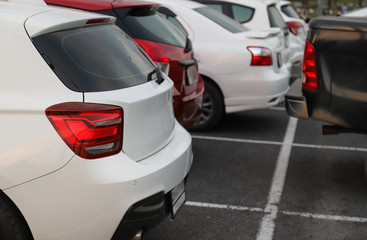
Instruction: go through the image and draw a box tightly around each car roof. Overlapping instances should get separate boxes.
[0,0,115,37]
[44,0,157,11]
[196,0,278,7]
[150,0,204,9]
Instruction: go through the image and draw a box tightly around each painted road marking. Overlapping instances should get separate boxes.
[191,135,367,153]
[185,201,367,223]
[256,117,298,240]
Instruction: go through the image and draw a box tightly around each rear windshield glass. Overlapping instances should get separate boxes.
[194,7,246,33]
[267,5,288,30]
[114,7,186,48]
[32,24,155,92]
[281,4,300,19]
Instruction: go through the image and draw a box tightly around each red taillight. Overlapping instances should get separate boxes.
[46,102,123,159]
[302,40,318,91]
[134,39,170,75]
[287,21,303,35]
[247,46,273,66]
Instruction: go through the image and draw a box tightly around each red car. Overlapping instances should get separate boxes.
[45,0,204,128]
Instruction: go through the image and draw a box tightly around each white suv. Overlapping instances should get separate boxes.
[0,1,192,239]
[149,0,290,130]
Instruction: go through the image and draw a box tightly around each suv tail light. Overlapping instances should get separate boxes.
[46,102,123,159]
[287,21,303,35]
[302,40,318,91]
[247,47,273,66]
[134,39,170,75]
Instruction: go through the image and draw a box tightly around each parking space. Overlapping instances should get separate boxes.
[145,107,367,240]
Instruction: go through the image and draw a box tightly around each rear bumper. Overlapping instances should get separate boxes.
[285,95,309,119]
[5,122,193,240]
[285,77,309,119]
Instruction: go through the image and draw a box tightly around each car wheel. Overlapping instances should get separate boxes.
[0,192,33,240]
[191,80,224,131]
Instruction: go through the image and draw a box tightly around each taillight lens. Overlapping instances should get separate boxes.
[46,102,123,159]
[302,40,318,91]
[134,39,170,75]
[287,21,303,35]
[247,47,273,66]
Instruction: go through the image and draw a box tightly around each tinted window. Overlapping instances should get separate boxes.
[115,7,186,48]
[281,4,301,19]
[268,5,288,30]
[159,12,188,37]
[206,3,224,13]
[32,24,156,92]
[194,7,246,33]
[232,4,254,23]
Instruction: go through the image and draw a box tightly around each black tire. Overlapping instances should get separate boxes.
[191,80,224,131]
[0,192,33,240]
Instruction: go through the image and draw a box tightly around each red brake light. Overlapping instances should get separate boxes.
[46,103,123,159]
[247,46,273,66]
[287,21,303,35]
[134,39,170,75]
[86,18,114,25]
[302,40,318,91]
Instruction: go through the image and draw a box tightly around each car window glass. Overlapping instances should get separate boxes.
[32,24,155,92]
[206,3,224,13]
[194,7,246,33]
[231,4,254,23]
[281,5,300,18]
[267,5,288,30]
[115,7,186,48]
[159,12,188,37]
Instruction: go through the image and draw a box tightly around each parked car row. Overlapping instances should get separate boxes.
[0,0,307,239]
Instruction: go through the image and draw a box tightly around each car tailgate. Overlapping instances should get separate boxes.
[84,79,176,161]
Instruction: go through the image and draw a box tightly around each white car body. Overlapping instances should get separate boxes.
[148,0,290,129]
[0,1,192,239]
[276,0,308,77]
[343,7,367,17]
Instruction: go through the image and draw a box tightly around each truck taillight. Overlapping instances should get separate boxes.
[134,39,170,75]
[302,40,318,91]
[46,103,123,159]
[287,21,303,35]
[247,47,273,66]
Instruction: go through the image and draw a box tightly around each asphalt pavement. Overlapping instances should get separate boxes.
[145,105,367,240]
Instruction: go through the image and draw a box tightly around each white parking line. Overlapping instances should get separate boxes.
[256,117,298,240]
[191,136,367,152]
[185,201,367,223]
[185,201,263,213]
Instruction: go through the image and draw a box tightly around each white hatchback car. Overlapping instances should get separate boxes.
[0,1,192,239]
[149,0,290,130]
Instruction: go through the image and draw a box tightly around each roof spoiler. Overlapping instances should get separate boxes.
[0,0,46,6]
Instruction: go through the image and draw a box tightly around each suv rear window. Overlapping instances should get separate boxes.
[194,7,246,33]
[32,24,156,92]
[113,7,186,48]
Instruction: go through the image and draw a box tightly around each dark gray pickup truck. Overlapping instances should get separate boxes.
[286,16,367,134]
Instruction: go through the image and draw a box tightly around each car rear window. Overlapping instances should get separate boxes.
[113,7,186,48]
[267,5,288,30]
[281,4,301,19]
[231,4,255,24]
[32,24,156,92]
[194,7,246,33]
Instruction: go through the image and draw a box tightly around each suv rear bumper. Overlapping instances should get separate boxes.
[285,95,309,119]
[285,77,309,119]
